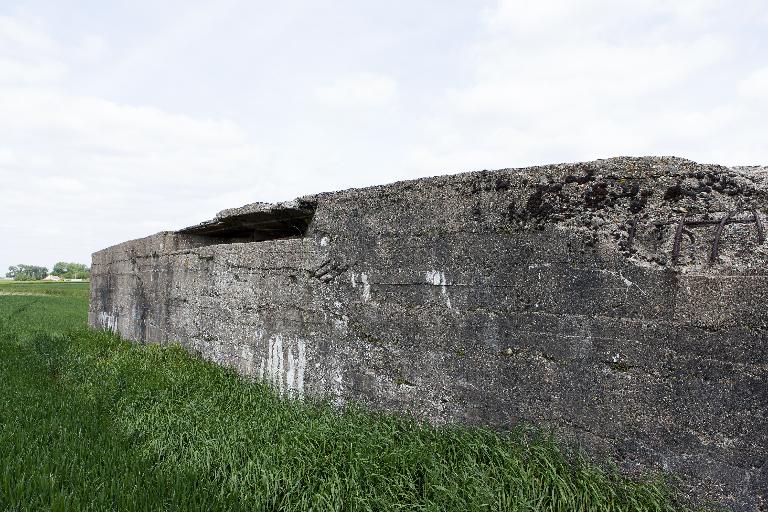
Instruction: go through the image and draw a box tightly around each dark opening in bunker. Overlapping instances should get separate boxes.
[177,200,316,244]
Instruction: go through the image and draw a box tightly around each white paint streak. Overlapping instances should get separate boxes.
[332,365,345,406]
[425,269,452,308]
[295,339,306,398]
[285,344,295,394]
[259,334,307,398]
[98,311,118,332]
[360,273,371,302]
[239,344,256,375]
[269,334,284,393]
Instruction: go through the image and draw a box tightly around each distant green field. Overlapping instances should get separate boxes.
[0,282,698,511]
[0,280,90,300]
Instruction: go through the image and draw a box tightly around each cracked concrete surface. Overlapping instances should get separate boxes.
[90,156,767,511]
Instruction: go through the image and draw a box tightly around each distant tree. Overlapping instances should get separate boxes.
[51,262,90,280]
[6,264,49,281]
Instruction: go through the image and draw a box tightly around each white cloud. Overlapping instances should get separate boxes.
[314,73,398,108]
[0,56,67,83]
[484,0,739,36]
[0,89,248,151]
[0,15,60,53]
[0,15,273,270]
[739,67,768,101]
[405,0,768,174]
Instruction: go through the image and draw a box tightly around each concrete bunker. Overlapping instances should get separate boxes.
[90,157,768,511]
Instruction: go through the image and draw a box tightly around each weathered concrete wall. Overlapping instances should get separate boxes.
[90,157,768,511]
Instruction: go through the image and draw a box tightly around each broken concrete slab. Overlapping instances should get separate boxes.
[178,200,316,241]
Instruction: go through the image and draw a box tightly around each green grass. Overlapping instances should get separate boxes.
[0,280,90,299]
[0,282,697,511]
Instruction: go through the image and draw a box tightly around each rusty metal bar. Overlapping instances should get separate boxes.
[672,215,686,265]
[709,211,734,264]
[753,209,765,244]
[686,219,742,227]
[653,218,755,228]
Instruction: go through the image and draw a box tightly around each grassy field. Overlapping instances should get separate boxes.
[0,281,698,511]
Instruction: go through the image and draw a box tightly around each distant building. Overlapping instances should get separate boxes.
[43,275,62,281]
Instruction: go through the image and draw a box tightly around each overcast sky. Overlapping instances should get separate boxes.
[1,0,767,273]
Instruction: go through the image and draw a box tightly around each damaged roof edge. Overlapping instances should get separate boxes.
[176,198,317,238]
[175,156,768,239]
